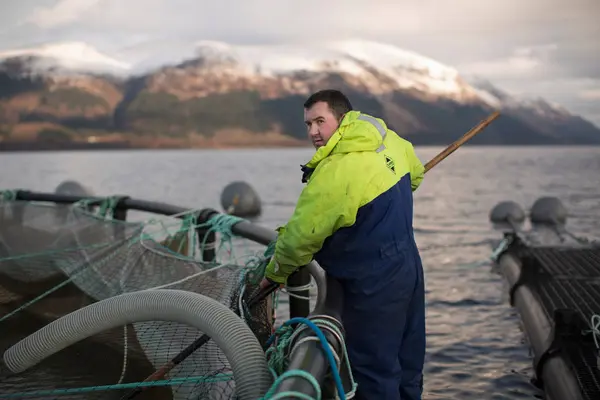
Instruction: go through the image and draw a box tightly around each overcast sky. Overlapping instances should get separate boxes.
[1,0,599,125]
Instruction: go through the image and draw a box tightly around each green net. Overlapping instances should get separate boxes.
[0,197,276,400]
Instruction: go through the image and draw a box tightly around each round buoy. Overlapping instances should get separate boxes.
[220,181,262,218]
[489,201,526,228]
[55,180,94,197]
[530,197,567,226]
[54,181,95,220]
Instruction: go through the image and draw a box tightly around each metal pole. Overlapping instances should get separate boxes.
[14,191,276,246]
[286,268,311,318]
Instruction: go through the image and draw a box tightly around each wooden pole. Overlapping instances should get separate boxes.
[424,111,500,173]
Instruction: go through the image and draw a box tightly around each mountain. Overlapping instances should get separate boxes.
[469,78,600,144]
[0,40,598,150]
[0,42,131,76]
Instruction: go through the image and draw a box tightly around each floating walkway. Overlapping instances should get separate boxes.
[490,197,600,400]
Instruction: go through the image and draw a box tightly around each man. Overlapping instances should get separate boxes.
[261,89,426,400]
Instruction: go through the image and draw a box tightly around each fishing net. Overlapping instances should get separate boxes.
[0,196,276,400]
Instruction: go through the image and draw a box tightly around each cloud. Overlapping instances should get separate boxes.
[458,44,558,78]
[457,42,600,125]
[579,89,600,100]
[0,0,597,124]
[26,0,101,29]
[9,0,598,50]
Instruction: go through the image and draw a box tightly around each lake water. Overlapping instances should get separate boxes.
[1,146,599,399]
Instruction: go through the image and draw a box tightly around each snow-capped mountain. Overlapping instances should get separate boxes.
[0,40,598,148]
[0,39,483,102]
[189,40,476,99]
[116,39,485,107]
[0,41,131,76]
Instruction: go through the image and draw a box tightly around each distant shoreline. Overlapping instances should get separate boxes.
[1,140,598,152]
[0,139,311,152]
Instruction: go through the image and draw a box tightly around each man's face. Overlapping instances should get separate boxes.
[304,101,342,149]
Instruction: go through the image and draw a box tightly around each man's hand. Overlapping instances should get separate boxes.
[259,277,282,290]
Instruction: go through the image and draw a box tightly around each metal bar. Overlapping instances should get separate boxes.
[226,217,277,245]
[15,191,100,205]
[287,267,311,318]
[14,191,277,246]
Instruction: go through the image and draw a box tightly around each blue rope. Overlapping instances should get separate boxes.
[262,370,322,399]
[202,214,244,240]
[97,196,118,218]
[0,189,20,202]
[195,213,245,262]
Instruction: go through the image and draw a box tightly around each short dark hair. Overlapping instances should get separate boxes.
[303,89,353,120]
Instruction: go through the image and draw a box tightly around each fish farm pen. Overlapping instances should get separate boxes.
[490,196,600,400]
[0,184,356,400]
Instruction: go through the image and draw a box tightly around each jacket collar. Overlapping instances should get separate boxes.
[299,111,387,183]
